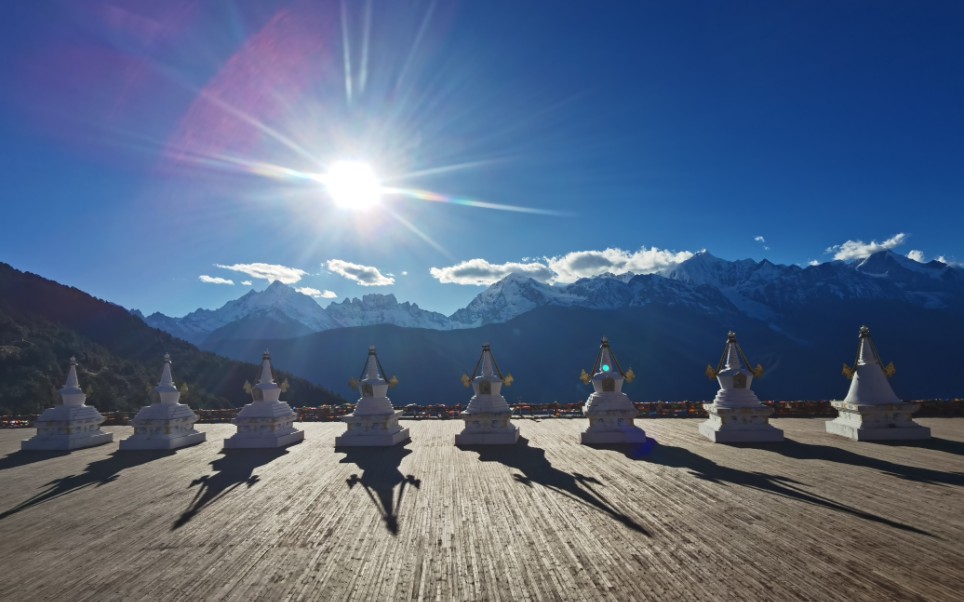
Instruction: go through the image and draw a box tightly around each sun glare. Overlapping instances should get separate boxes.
[324,161,382,211]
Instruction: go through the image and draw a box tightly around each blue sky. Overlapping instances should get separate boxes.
[1,1,962,317]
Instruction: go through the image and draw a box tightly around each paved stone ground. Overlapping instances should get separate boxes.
[0,417,961,601]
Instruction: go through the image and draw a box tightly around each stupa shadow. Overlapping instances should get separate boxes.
[876,437,964,457]
[172,448,288,530]
[0,449,71,471]
[0,449,174,521]
[750,440,964,488]
[615,441,935,537]
[460,437,651,536]
[337,445,420,536]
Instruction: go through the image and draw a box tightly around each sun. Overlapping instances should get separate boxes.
[324,161,382,211]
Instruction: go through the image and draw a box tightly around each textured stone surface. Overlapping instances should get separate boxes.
[1,419,962,601]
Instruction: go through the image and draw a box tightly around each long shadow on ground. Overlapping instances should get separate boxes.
[605,439,934,537]
[460,437,650,536]
[0,449,71,471]
[747,440,964,487]
[172,448,288,530]
[337,444,420,535]
[0,449,174,520]
[879,437,964,458]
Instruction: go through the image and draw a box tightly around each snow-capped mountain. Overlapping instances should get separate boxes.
[325,294,453,330]
[141,250,964,347]
[143,281,337,344]
[142,285,456,345]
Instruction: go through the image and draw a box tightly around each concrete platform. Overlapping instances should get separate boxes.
[0,418,962,601]
[579,427,647,445]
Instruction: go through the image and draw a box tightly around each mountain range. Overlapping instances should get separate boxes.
[137,251,964,404]
[0,263,343,415]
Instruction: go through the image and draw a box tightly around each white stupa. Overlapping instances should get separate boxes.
[224,352,304,449]
[119,354,206,451]
[699,332,783,443]
[580,337,647,445]
[455,343,520,445]
[335,346,410,447]
[22,357,113,451]
[826,326,930,441]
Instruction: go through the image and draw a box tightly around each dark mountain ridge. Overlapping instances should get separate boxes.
[0,263,343,415]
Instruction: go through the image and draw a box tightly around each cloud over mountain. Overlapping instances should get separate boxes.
[326,259,394,286]
[826,233,906,261]
[215,262,307,284]
[295,287,336,298]
[430,259,554,286]
[431,247,696,286]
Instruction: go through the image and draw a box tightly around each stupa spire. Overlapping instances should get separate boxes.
[159,353,175,388]
[63,356,80,391]
[259,351,276,385]
[456,342,519,445]
[364,346,383,382]
[723,332,743,371]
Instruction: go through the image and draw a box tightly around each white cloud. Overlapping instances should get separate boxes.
[754,235,770,250]
[216,262,307,284]
[430,259,555,286]
[401,271,409,276]
[754,235,766,243]
[907,250,925,263]
[326,259,395,286]
[430,247,695,286]
[296,287,337,299]
[547,247,694,283]
[808,259,820,267]
[241,280,253,286]
[825,233,907,261]
[198,275,234,285]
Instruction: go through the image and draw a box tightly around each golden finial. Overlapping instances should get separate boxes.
[348,377,359,390]
[389,375,399,388]
[624,368,636,383]
[460,373,472,388]
[243,380,253,394]
[280,378,290,393]
[705,364,717,381]
[580,369,591,384]
[752,364,765,379]
[842,363,854,380]
[884,362,896,379]
[503,373,514,387]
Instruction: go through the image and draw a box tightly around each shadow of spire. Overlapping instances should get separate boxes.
[0,449,174,521]
[0,449,71,471]
[338,445,420,535]
[460,438,651,536]
[608,440,935,537]
[746,440,964,487]
[878,437,964,458]
[172,448,288,530]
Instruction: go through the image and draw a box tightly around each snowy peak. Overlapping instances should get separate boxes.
[326,293,452,329]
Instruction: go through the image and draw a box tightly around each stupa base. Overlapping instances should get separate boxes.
[335,428,410,447]
[699,404,783,443]
[120,430,206,451]
[22,431,113,451]
[336,410,409,447]
[581,406,646,445]
[455,410,519,445]
[826,401,930,441]
[224,429,304,449]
